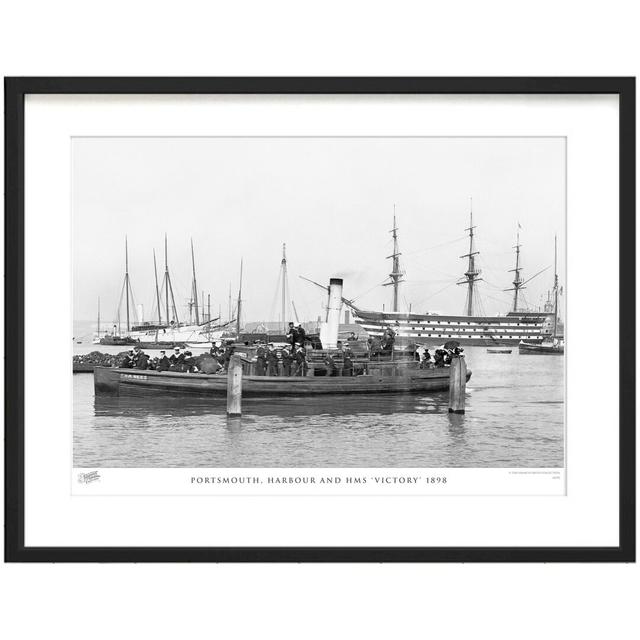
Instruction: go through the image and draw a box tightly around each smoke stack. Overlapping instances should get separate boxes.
[319,278,343,349]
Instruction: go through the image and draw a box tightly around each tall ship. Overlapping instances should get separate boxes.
[347,206,560,348]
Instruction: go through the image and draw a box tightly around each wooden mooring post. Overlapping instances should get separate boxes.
[448,355,467,414]
[227,355,243,417]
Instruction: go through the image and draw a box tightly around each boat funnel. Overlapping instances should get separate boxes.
[319,278,343,349]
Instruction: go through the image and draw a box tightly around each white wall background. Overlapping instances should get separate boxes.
[1,1,637,639]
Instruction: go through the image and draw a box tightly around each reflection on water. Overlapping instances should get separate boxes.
[74,346,564,468]
[94,391,451,419]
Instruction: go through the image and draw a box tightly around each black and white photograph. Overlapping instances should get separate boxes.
[6,76,632,565]
[72,136,566,474]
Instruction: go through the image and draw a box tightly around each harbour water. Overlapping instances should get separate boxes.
[73,343,564,468]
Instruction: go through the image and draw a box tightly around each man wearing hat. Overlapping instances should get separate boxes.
[134,346,149,370]
[266,343,279,376]
[183,350,195,373]
[255,342,267,376]
[324,351,337,377]
[122,349,135,369]
[342,344,354,377]
[286,322,297,347]
[157,350,170,371]
[280,346,292,377]
[296,323,306,346]
[169,347,183,370]
[295,344,308,376]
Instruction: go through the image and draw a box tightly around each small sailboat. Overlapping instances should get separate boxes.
[487,348,512,354]
[519,236,564,355]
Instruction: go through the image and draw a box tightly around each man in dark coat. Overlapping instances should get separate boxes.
[296,323,306,346]
[157,350,170,371]
[368,336,382,358]
[135,349,149,370]
[169,347,182,369]
[324,353,337,377]
[381,326,396,352]
[286,322,297,347]
[342,346,353,377]
[295,345,308,376]
[255,343,267,375]
[266,344,279,376]
[183,351,195,372]
[122,350,135,368]
[281,347,292,376]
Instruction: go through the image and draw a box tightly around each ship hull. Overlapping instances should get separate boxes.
[518,340,564,355]
[352,309,554,347]
[94,365,471,397]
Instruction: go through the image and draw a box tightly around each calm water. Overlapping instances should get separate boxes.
[73,343,564,468]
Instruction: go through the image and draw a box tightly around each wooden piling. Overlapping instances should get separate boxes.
[226,355,243,417]
[448,355,467,414]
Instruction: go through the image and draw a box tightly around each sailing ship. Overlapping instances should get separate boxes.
[100,236,232,347]
[347,205,559,348]
[519,236,564,355]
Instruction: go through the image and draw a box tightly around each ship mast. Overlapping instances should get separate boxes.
[384,206,404,312]
[153,249,161,326]
[190,238,200,325]
[236,258,243,336]
[97,296,100,337]
[125,237,131,332]
[553,234,559,338]
[458,199,482,316]
[280,243,289,331]
[164,234,170,324]
[506,228,524,312]
[116,236,138,333]
[162,234,179,325]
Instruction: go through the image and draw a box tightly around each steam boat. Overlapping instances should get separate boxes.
[95,277,472,398]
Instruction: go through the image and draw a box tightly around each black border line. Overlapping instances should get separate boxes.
[4,77,635,563]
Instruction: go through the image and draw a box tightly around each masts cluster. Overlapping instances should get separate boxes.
[111,235,223,335]
[380,200,560,319]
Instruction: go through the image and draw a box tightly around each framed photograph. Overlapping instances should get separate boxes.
[5,77,635,562]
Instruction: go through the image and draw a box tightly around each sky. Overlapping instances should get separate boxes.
[72,136,565,326]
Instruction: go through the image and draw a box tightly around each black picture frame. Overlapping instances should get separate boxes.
[4,77,635,563]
